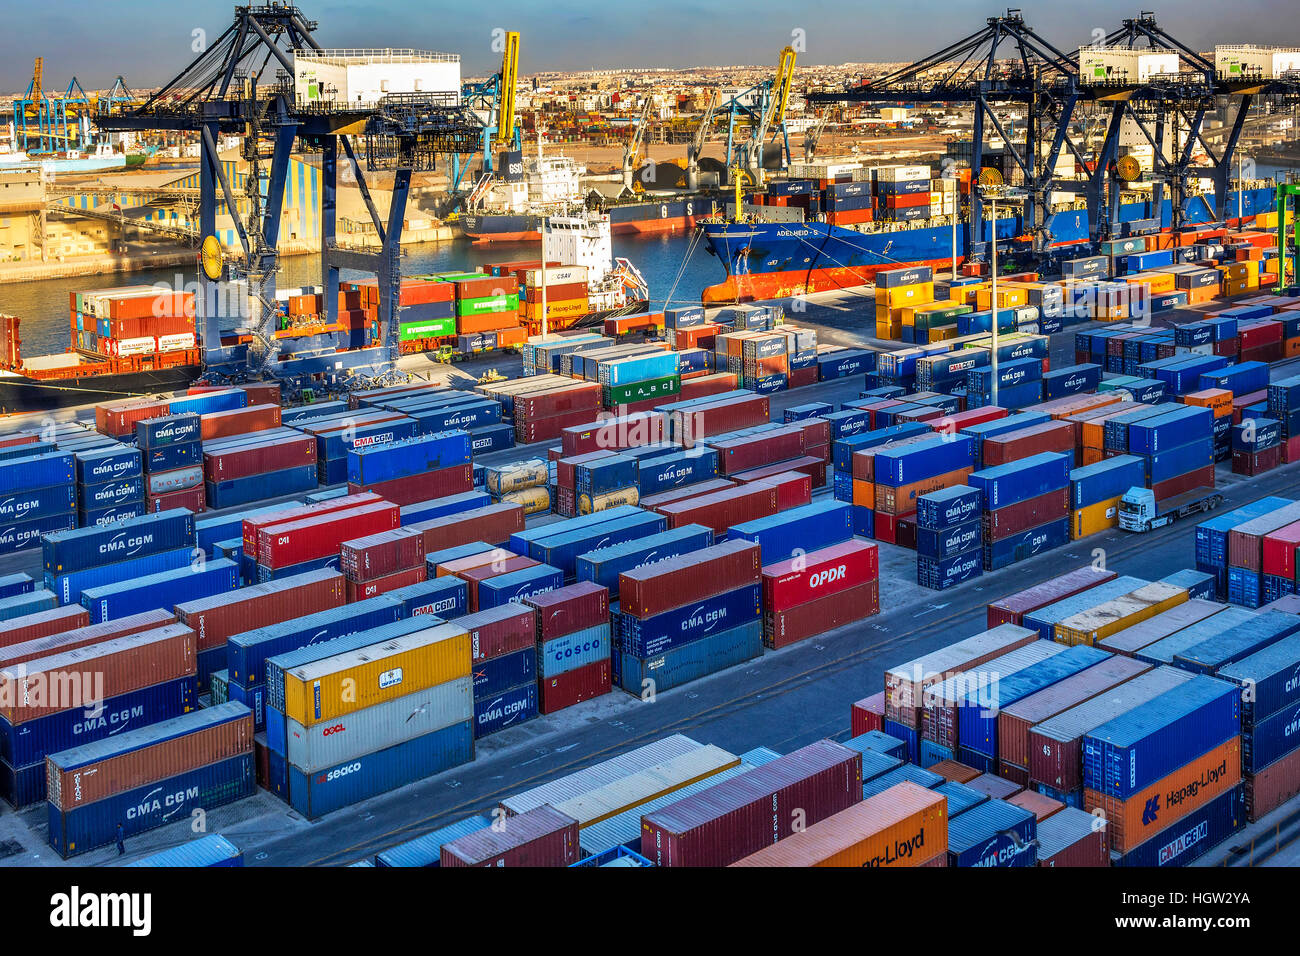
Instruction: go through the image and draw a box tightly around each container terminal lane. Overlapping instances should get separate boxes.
[2,292,1299,868]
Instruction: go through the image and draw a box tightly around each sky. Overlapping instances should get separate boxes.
[4,0,1300,92]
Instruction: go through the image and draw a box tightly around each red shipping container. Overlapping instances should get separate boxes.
[560,412,666,456]
[454,276,507,299]
[256,500,400,569]
[762,539,880,613]
[0,606,91,649]
[204,434,317,482]
[754,470,815,508]
[711,428,805,475]
[348,464,473,507]
[1232,446,1281,477]
[242,493,382,553]
[0,624,196,725]
[1228,502,1300,572]
[459,557,539,611]
[678,373,739,402]
[539,657,610,714]
[672,395,770,447]
[1261,520,1300,579]
[512,383,601,421]
[788,367,818,389]
[97,399,171,437]
[556,450,617,491]
[176,570,345,652]
[986,566,1117,627]
[523,582,610,641]
[791,418,831,448]
[884,191,930,209]
[0,610,177,671]
[639,478,735,510]
[148,485,205,514]
[805,442,831,465]
[982,489,1069,542]
[241,383,281,406]
[1151,464,1215,501]
[440,805,579,867]
[1035,811,1109,866]
[1283,435,1300,464]
[341,528,426,582]
[640,740,862,867]
[345,566,428,603]
[519,408,604,444]
[896,516,918,551]
[200,404,281,441]
[409,503,525,553]
[524,281,587,303]
[455,604,537,663]
[764,579,879,649]
[619,540,761,619]
[851,691,885,737]
[731,458,820,486]
[981,421,1074,466]
[0,432,38,450]
[47,708,254,812]
[654,483,778,534]
[1245,743,1300,822]
[894,406,945,425]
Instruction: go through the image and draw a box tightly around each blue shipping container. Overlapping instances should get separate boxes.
[474,683,539,739]
[44,509,195,574]
[728,501,852,564]
[576,525,713,597]
[473,646,537,697]
[80,559,238,624]
[617,620,763,695]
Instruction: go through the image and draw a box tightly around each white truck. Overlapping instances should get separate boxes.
[1118,486,1225,533]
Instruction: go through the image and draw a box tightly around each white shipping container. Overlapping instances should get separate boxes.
[1078,47,1180,85]
[877,164,931,183]
[1214,45,1300,79]
[116,336,157,357]
[157,333,196,353]
[524,265,589,287]
[292,50,461,108]
[284,676,473,773]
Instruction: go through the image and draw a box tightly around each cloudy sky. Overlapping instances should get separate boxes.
[5,0,1299,91]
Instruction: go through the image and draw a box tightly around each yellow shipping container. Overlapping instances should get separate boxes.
[975,286,1028,311]
[552,746,740,828]
[521,297,588,320]
[951,282,989,306]
[880,282,934,308]
[1053,582,1188,646]
[930,326,959,343]
[282,623,471,727]
[1070,496,1121,540]
[1129,272,1175,294]
[1224,278,1251,296]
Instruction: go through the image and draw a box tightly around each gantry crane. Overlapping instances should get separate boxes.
[455,29,522,193]
[622,97,654,192]
[724,45,797,185]
[685,89,719,191]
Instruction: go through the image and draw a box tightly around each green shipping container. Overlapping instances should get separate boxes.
[457,293,520,317]
[399,317,456,341]
[603,374,682,406]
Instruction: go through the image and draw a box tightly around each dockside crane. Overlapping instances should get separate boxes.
[724,45,797,185]
[622,97,654,192]
[685,89,718,191]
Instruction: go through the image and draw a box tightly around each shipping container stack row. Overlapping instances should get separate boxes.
[1196,497,1300,609]
[69,285,197,362]
[344,380,514,458]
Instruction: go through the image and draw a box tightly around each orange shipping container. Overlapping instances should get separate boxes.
[1184,388,1233,417]
[730,782,947,867]
[200,403,281,440]
[1085,736,1241,853]
[874,466,974,516]
[458,311,521,334]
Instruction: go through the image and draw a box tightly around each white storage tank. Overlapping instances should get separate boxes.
[292,49,462,107]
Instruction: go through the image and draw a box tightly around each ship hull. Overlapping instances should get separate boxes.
[462,197,718,243]
[0,365,201,413]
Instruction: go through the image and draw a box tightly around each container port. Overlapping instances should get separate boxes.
[1,4,1300,936]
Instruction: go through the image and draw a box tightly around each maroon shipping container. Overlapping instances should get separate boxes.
[1213,338,1238,358]
[340,528,426,582]
[981,421,1074,467]
[257,501,400,569]
[409,503,525,553]
[791,417,830,448]
[788,367,818,389]
[148,486,205,514]
[242,493,382,554]
[539,658,610,714]
[554,486,577,518]
[0,624,196,725]
[998,655,1152,771]
[0,609,177,671]
[711,428,805,475]
[1239,320,1282,347]
[1282,435,1300,464]
[654,483,779,534]
[640,740,862,867]
[678,373,738,403]
[671,395,770,448]
[1246,745,1300,822]
[733,457,822,488]
[453,604,537,663]
[805,442,831,465]
[523,582,610,641]
[440,805,579,867]
[204,434,316,482]
[639,478,735,509]
[519,408,603,444]
[851,692,885,737]
[454,275,510,299]
[1228,501,1300,572]
[982,489,1069,542]
[555,450,617,491]
[1232,446,1282,477]
[348,464,473,507]
[1036,812,1109,867]
[200,404,281,440]
[176,569,344,652]
[850,436,934,481]
[345,566,427,603]
[0,606,91,649]
[741,468,816,506]
[895,516,918,551]
[459,557,539,611]
[763,580,879,649]
[854,399,901,431]
[894,406,945,425]
[512,383,601,421]
[242,383,281,407]
[47,709,254,811]
[985,566,1118,627]
[1150,464,1215,502]
[560,412,666,457]
[619,540,761,619]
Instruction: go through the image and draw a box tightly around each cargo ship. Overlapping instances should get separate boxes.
[699,178,1279,304]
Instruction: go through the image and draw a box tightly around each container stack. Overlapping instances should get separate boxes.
[1067,455,1145,540]
[394,278,457,352]
[46,702,254,858]
[247,493,401,582]
[616,541,763,696]
[485,459,551,515]
[969,452,1072,571]
[203,427,319,509]
[346,431,473,506]
[1218,634,1300,822]
[525,582,611,716]
[1268,374,1300,463]
[870,433,977,546]
[875,267,934,340]
[519,266,588,334]
[138,412,205,514]
[915,485,983,590]
[1232,414,1284,476]
[69,286,197,362]
[295,409,419,485]
[74,446,144,528]
[761,539,879,647]
[455,603,541,738]
[445,272,523,353]
[966,355,1044,409]
[1195,498,1293,601]
[341,528,428,603]
[1225,503,1300,608]
[0,450,76,555]
[486,377,602,444]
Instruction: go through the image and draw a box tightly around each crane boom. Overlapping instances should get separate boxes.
[494,30,520,150]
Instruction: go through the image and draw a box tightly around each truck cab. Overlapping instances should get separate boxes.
[1119,486,1223,533]
[1118,488,1159,532]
